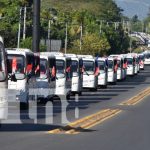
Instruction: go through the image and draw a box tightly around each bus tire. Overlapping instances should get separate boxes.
[79,91,82,96]
[20,102,29,110]
[93,88,97,91]
[112,82,116,85]
[66,94,71,100]
[103,85,107,89]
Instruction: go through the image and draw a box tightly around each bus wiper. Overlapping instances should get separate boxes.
[84,69,89,76]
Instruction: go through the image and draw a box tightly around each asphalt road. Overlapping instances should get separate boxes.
[0,66,150,150]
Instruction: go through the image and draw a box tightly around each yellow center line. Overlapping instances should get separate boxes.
[47,109,122,135]
[47,87,150,135]
[120,87,150,105]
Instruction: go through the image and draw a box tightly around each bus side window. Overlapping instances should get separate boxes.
[79,59,83,75]
[66,58,72,79]
[26,54,35,76]
[34,55,40,77]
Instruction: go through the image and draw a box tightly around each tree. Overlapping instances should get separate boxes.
[0,0,33,47]
[130,15,143,32]
[71,33,110,55]
[0,0,131,55]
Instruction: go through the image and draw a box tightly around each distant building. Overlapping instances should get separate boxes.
[41,39,62,52]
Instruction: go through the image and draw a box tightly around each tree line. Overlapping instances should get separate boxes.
[0,0,139,55]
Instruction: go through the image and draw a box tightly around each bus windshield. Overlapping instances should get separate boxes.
[83,60,94,73]
[56,59,65,77]
[139,55,144,60]
[145,53,150,59]
[0,49,6,81]
[98,61,105,70]
[108,60,113,69]
[7,54,25,79]
[127,58,133,65]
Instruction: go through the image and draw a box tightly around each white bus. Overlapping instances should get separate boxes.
[136,55,140,73]
[65,54,83,96]
[120,55,127,80]
[109,55,124,81]
[97,57,108,88]
[40,52,72,100]
[116,57,124,80]
[143,51,150,65]
[138,53,145,70]
[129,53,139,74]
[78,55,98,91]
[7,48,36,109]
[36,54,51,102]
[126,54,135,76]
[0,36,8,127]
[107,57,117,84]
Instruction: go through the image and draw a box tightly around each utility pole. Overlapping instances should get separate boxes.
[23,6,27,40]
[48,19,51,51]
[128,21,132,53]
[33,0,41,53]
[114,22,117,30]
[122,20,125,30]
[17,8,22,48]
[65,22,68,54]
[80,23,83,51]
[141,21,144,33]
[99,20,102,35]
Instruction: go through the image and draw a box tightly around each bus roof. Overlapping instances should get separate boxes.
[107,57,116,61]
[64,53,77,58]
[40,52,64,57]
[77,55,94,59]
[6,48,33,56]
[97,57,107,61]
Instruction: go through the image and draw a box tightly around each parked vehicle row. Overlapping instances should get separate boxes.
[2,48,148,111]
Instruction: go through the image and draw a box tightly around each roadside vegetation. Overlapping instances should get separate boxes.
[0,0,150,55]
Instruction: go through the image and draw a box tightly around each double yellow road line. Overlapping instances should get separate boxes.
[48,109,122,134]
[48,87,150,135]
[120,87,150,105]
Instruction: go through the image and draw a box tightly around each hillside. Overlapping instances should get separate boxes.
[41,0,103,15]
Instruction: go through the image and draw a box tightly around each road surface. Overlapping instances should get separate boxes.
[0,66,150,150]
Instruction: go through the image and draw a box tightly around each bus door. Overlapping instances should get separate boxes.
[66,57,72,90]
[26,54,36,101]
[49,56,56,90]
[79,58,83,91]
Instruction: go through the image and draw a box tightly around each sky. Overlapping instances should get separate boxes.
[115,0,150,20]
